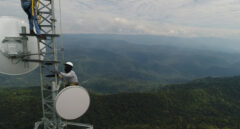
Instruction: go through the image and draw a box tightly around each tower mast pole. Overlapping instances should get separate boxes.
[34,0,62,128]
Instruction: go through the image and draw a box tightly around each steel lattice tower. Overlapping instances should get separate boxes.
[31,0,93,129]
[33,0,62,128]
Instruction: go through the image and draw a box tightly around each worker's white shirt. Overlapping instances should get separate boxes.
[60,70,78,85]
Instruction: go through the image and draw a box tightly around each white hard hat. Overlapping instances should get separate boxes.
[65,62,73,67]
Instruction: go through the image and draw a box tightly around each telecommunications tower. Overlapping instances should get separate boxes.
[0,0,93,129]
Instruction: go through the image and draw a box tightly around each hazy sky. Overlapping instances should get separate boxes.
[1,0,240,38]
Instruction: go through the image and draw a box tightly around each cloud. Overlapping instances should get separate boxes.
[0,0,24,18]
[1,0,240,38]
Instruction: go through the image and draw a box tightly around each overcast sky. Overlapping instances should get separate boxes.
[1,0,240,38]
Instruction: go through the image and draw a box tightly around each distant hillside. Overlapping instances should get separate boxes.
[63,34,240,93]
[1,76,240,129]
[1,34,240,93]
[63,34,240,53]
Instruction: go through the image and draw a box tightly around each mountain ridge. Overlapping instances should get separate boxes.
[1,34,240,94]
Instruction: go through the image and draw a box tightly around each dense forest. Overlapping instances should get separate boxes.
[1,76,240,129]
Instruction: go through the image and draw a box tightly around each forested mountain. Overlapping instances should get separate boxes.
[1,76,240,129]
[1,34,240,93]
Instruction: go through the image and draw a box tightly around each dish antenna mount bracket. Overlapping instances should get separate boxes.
[1,27,29,59]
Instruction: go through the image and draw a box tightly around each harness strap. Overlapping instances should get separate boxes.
[32,0,34,16]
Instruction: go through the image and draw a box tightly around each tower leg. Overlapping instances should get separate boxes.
[34,121,42,129]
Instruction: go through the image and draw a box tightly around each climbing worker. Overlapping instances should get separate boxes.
[58,62,79,86]
[20,0,45,39]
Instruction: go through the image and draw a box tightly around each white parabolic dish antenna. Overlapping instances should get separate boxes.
[0,16,45,75]
[55,86,90,120]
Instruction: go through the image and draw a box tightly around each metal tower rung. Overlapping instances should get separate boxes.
[44,100,54,103]
[20,33,36,36]
[40,25,52,28]
[44,62,55,65]
[39,11,51,14]
[45,74,55,78]
[20,33,60,37]
[23,59,60,63]
[41,34,60,37]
